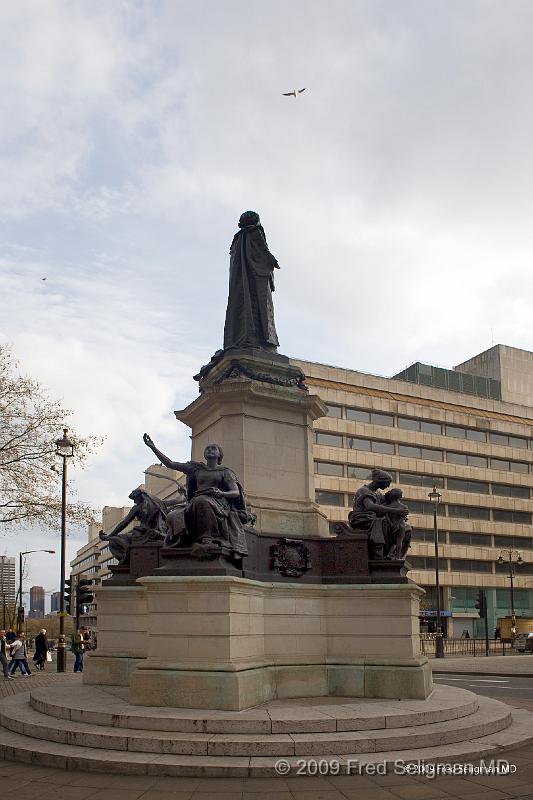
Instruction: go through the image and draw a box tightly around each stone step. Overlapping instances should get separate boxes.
[0,706,531,777]
[0,693,512,757]
[28,683,479,734]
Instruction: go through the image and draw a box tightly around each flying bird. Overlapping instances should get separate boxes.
[282,88,306,97]
[41,277,47,281]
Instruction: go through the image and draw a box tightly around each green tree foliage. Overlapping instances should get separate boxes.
[0,345,100,527]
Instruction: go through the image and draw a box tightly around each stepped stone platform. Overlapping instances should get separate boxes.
[0,683,531,776]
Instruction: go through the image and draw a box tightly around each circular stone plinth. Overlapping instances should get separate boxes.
[29,682,477,734]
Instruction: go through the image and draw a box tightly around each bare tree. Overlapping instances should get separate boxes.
[0,345,101,527]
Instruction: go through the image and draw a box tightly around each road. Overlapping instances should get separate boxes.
[434,673,533,710]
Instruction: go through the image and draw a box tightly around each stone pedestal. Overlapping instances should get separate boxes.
[126,576,431,710]
[84,585,147,686]
[177,349,329,538]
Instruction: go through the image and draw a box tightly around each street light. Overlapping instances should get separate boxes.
[498,548,523,638]
[428,485,445,659]
[55,427,75,672]
[18,550,55,629]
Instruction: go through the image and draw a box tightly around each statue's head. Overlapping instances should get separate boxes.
[368,468,393,489]
[204,443,224,464]
[129,487,144,503]
[238,210,260,228]
[385,488,402,503]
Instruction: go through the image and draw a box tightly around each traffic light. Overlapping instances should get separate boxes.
[475,589,487,619]
[64,578,72,615]
[76,579,94,618]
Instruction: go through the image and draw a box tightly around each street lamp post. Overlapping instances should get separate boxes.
[18,550,55,630]
[55,428,75,673]
[498,548,523,638]
[428,486,445,658]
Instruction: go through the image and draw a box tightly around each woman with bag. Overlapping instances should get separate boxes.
[33,628,50,671]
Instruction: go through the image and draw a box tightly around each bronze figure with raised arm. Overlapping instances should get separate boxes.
[142,434,249,562]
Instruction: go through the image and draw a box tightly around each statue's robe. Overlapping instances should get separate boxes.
[223,223,279,350]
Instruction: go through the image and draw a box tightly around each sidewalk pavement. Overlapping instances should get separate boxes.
[430,654,533,677]
[2,672,533,799]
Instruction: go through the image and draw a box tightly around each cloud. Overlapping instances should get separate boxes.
[2,1,533,590]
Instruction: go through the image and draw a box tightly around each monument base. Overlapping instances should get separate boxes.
[92,575,433,710]
[129,660,432,711]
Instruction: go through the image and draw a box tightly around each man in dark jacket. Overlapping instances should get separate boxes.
[33,628,50,670]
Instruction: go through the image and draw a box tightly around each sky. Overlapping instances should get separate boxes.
[2,0,533,602]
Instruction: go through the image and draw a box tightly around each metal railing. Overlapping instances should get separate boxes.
[420,636,508,657]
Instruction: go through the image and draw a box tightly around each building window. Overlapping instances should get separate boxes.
[490,458,529,473]
[409,556,444,570]
[314,461,344,476]
[371,440,395,455]
[492,483,530,499]
[347,437,394,454]
[316,432,343,447]
[398,472,444,489]
[398,445,443,461]
[489,432,528,449]
[370,412,394,427]
[347,465,382,480]
[411,528,447,543]
[449,532,492,546]
[347,437,371,451]
[346,408,370,422]
[494,535,533,550]
[447,452,488,468]
[325,404,342,418]
[447,477,490,494]
[495,561,533,575]
[493,509,532,525]
[450,559,493,573]
[448,504,490,521]
[398,417,442,434]
[315,490,345,506]
[446,425,466,439]
[408,500,445,516]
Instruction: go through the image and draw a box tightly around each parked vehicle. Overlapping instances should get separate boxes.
[513,633,533,653]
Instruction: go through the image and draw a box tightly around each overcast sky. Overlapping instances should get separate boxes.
[2,1,533,601]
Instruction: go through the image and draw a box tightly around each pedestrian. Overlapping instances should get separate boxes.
[33,628,50,671]
[9,632,32,677]
[1,630,14,680]
[71,628,85,673]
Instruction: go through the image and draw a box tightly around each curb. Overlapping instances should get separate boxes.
[433,670,533,679]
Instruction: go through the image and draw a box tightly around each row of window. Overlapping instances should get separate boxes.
[315,462,531,499]
[410,556,533,574]
[316,490,532,524]
[315,432,531,473]
[325,405,530,450]
[410,529,533,549]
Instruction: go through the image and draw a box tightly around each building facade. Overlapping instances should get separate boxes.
[29,586,45,618]
[50,591,61,614]
[294,344,533,638]
[0,556,16,607]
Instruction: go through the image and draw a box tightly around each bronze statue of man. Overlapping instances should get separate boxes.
[223,210,280,351]
[143,434,249,562]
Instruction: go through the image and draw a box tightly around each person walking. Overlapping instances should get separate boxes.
[5,628,16,645]
[33,628,50,671]
[71,629,85,673]
[1,630,14,680]
[9,632,32,677]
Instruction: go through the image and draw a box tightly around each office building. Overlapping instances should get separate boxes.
[50,591,61,614]
[296,344,533,637]
[29,585,45,618]
[0,556,16,606]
